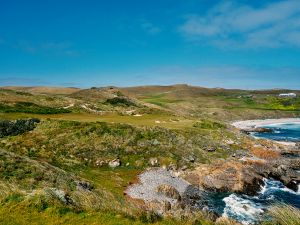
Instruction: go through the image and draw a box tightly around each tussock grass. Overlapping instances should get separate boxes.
[268,204,300,225]
[250,147,280,160]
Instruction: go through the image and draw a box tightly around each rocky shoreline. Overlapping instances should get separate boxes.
[126,118,300,223]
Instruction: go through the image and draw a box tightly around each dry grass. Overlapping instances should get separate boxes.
[3,86,80,95]
[0,112,195,129]
[216,216,241,225]
[250,146,280,160]
[268,204,300,225]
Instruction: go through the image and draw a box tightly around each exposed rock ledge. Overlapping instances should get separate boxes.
[183,160,264,195]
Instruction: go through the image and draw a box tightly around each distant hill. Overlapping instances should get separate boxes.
[3,84,300,98]
[69,86,125,101]
[2,86,81,95]
[120,84,300,99]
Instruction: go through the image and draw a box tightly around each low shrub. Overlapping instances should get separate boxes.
[105,97,136,107]
[0,119,40,138]
[0,102,71,114]
[193,119,226,129]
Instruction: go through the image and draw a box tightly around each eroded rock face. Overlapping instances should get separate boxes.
[266,158,300,190]
[156,184,181,200]
[184,145,300,195]
[184,160,264,195]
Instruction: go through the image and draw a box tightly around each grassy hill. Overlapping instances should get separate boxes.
[2,86,81,95]
[0,85,300,224]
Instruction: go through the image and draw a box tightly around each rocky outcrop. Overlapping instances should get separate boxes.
[156,184,181,200]
[46,188,73,205]
[241,127,273,134]
[184,143,300,195]
[183,160,264,195]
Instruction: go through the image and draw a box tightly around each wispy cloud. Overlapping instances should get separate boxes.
[179,0,300,49]
[14,41,79,56]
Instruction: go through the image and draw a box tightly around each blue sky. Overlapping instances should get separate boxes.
[0,0,300,89]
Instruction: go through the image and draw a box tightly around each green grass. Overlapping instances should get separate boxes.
[143,94,183,107]
[0,112,195,129]
[221,96,300,111]
[0,194,214,225]
[193,119,226,129]
[3,87,300,225]
[0,102,71,114]
[78,167,140,197]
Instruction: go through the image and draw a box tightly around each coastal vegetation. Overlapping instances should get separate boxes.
[0,85,299,224]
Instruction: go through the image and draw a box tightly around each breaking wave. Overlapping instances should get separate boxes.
[220,179,300,224]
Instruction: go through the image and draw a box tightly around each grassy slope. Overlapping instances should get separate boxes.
[1,85,300,224]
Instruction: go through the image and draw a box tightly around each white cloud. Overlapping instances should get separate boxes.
[179,0,300,48]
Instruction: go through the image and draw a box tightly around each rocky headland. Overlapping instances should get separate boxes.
[126,118,300,221]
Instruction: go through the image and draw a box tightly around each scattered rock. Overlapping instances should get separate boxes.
[225,139,235,145]
[168,164,177,171]
[181,166,188,171]
[149,157,159,166]
[109,158,121,168]
[76,181,93,191]
[204,147,216,152]
[47,188,73,204]
[188,155,195,163]
[95,159,107,166]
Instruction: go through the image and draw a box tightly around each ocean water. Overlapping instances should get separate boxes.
[207,122,300,224]
[252,123,300,142]
[206,179,300,225]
